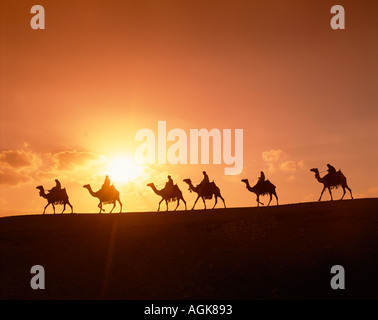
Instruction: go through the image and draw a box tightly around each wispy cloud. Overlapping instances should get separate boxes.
[52,151,106,171]
[0,147,106,186]
[262,149,306,180]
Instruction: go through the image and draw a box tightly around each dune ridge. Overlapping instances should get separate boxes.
[1,198,378,299]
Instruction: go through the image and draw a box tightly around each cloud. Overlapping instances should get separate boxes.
[280,161,297,172]
[0,148,106,186]
[297,161,305,169]
[0,149,42,186]
[262,150,306,179]
[52,151,106,171]
[0,168,31,185]
[0,150,41,169]
[262,149,284,163]
[280,160,306,173]
[262,149,285,173]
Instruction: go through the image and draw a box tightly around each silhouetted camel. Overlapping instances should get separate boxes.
[183,178,226,210]
[83,184,122,213]
[241,179,278,207]
[147,183,187,211]
[36,186,73,214]
[310,168,353,201]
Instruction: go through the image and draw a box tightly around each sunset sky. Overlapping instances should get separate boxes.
[1,0,377,216]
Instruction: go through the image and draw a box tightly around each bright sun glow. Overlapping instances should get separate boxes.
[106,155,144,184]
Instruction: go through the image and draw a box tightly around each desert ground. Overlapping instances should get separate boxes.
[1,198,378,300]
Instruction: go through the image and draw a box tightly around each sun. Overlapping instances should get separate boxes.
[106,155,144,184]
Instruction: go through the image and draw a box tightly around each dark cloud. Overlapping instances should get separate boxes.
[0,150,34,168]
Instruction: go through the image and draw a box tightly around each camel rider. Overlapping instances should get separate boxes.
[327,164,336,175]
[49,179,62,194]
[102,175,111,191]
[257,171,265,185]
[165,175,174,192]
[326,164,337,183]
[202,171,209,185]
[198,171,210,194]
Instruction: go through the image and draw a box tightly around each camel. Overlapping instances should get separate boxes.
[147,183,187,211]
[310,168,353,201]
[83,184,122,213]
[36,186,73,214]
[241,179,278,207]
[183,178,226,210]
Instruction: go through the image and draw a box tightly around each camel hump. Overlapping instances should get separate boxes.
[265,180,275,187]
[55,188,67,195]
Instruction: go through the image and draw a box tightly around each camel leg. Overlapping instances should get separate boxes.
[328,187,333,201]
[157,199,164,211]
[109,202,116,213]
[68,202,74,214]
[256,195,264,207]
[274,192,279,206]
[267,194,272,206]
[98,202,105,213]
[182,198,187,210]
[118,200,123,213]
[61,204,66,214]
[220,195,226,208]
[192,195,200,210]
[174,200,179,211]
[347,186,353,199]
[43,203,50,214]
[341,187,346,200]
[52,203,56,214]
[202,197,206,209]
[318,186,326,201]
[165,200,169,211]
[212,196,218,209]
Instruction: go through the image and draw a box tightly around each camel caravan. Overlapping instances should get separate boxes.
[36,164,353,214]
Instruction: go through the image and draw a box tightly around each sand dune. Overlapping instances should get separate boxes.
[1,198,378,300]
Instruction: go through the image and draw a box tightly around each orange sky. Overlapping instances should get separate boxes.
[1,0,377,216]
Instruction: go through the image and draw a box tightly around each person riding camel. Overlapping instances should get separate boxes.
[197,171,211,197]
[165,175,174,193]
[102,175,111,191]
[201,171,209,186]
[257,171,265,186]
[326,164,337,184]
[48,179,62,194]
[327,164,336,175]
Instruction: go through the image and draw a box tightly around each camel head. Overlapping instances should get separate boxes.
[183,179,193,192]
[241,179,248,184]
[36,186,45,197]
[310,168,319,174]
[146,183,153,187]
[83,184,90,189]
